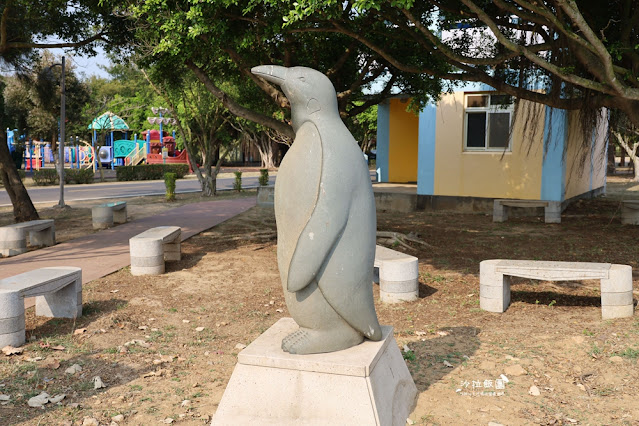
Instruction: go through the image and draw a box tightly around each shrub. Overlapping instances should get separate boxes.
[258,168,269,186]
[233,171,242,192]
[164,172,177,202]
[64,168,94,184]
[116,164,189,181]
[33,169,59,186]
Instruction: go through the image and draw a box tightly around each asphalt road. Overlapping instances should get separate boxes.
[0,175,275,207]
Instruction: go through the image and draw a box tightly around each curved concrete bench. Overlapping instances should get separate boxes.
[129,226,181,276]
[493,199,562,223]
[480,260,634,319]
[374,245,419,303]
[0,267,82,347]
[92,201,128,229]
[0,219,55,257]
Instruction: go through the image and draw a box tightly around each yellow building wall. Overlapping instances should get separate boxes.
[388,98,419,182]
[564,110,608,200]
[433,93,545,199]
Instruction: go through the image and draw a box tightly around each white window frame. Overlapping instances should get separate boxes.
[463,93,514,152]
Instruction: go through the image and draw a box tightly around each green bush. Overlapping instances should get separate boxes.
[0,169,25,187]
[164,172,177,202]
[64,168,94,184]
[33,169,59,186]
[258,168,269,186]
[116,164,189,181]
[233,171,242,192]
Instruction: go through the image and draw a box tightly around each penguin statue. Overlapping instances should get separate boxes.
[251,65,382,354]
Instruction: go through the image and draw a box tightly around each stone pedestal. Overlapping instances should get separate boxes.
[212,317,417,426]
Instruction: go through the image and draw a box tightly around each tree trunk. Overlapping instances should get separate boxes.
[0,132,39,222]
[607,140,616,175]
[634,157,639,182]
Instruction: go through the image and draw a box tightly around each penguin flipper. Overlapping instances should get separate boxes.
[285,123,349,293]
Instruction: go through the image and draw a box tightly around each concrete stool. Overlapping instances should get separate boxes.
[92,201,128,230]
[0,219,55,257]
[480,259,634,319]
[129,226,181,276]
[0,267,82,347]
[374,245,419,303]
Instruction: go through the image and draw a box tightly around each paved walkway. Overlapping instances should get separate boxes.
[0,197,257,284]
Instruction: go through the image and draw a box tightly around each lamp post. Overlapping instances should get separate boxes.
[43,57,67,207]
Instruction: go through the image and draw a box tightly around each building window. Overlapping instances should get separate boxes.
[464,94,514,151]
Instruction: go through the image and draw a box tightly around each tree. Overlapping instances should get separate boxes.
[129,0,422,141]
[280,0,639,132]
[142,66,240,196]
[610,111,639,181]
[0,0,132,222]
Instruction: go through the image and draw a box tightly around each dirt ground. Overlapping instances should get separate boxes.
[1,177,639,425]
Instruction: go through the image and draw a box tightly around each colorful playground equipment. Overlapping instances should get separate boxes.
[87,111,191,171]
[7,129,94,171]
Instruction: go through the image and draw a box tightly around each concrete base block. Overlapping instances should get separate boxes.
[212,317,417,426]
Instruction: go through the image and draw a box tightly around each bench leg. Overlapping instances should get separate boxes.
[493,201,507,222]
[600,264,634,319]
[544,201,562,224]
[0,292,26,347]
[113,207,128,224]
[164,235,182,262]
[379,259,419,303]
[35,275,82,318]
[621,205,639,225]
[130,238,165,276]
[30,227,55,247]
[0,227,27,257]
[92,206,114,229]
[480,260,511,313]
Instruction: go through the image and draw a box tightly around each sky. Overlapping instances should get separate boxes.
[50,46,112,79]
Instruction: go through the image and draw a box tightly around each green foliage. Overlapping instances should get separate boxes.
[164,172,177,201]
[233,171,242,192]
[402,349,416,362]
[64,168,94,184]
[32,169,59,186]
[116,164,189,181]
[258,168,269,186]
[10,148,24,170]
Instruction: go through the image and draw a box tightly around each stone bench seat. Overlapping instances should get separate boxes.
[0,219,55,257]
[129,226,181,276]
[493,199,562,223]
[92,201,128,229]
[621,200,639,225]
[480,259,634,319]
[0,267,82,347]
[374,245,419,303]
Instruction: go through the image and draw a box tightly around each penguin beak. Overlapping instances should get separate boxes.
[251,65,288,85]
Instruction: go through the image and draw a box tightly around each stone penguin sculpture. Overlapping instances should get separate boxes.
[251,65,382,354]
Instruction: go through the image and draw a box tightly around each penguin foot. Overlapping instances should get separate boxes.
[281,326,364,355]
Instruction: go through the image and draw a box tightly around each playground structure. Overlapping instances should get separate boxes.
[8,129,94,171]
[6,108,192,173]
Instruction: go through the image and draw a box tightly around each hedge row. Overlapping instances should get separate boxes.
[32,168,95,186]
[116,164,189,181]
